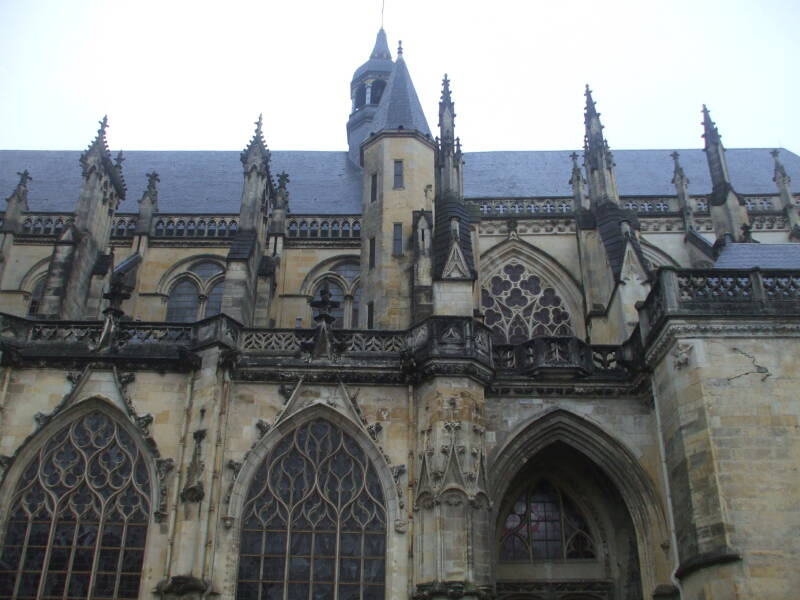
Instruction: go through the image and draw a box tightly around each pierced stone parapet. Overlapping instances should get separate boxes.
[638,267,800,346]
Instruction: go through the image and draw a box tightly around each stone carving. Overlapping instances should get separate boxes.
[672,343,693,370]
[180,429,206,503]
[255,419,271,437]
[154,457,175,522]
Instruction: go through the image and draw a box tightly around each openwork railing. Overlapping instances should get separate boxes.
[491,339,636,377]
[639,267,800,342]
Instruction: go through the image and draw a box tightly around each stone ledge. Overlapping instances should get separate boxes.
[674,546,741,580]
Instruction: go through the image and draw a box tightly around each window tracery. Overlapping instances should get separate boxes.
[237,418,386,600]
[310,261,361,328]
[499,480,595,562]
[164,260,225,322]
[481,262,573,343]
[0,410,151,600]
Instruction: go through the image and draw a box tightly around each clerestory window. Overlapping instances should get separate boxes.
[165,261,225,322]
[236,418,386,600]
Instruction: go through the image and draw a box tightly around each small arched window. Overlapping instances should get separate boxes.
[288,222,299,237]
[354,83,367,109]
[154,221,165,236]
[370,79,387,105]
[352,221,361,238]
[0,410,152,599]
[499,480,596,561]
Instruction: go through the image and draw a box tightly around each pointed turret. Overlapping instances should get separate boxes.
[771,149,800,238]
[79,116,126,208]
[702,104,732,202]
[221,115,274,325]
[582,86,618,206]
[430,74,475,325]
[700,105,750,243]
[347,29,395,164]
[368,49,431,142]
[239,114,271,231]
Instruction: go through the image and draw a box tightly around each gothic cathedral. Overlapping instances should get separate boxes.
[0,28,799,600]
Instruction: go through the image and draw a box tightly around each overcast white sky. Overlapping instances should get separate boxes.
[0,0,798,154]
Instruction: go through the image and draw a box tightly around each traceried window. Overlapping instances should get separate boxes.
[0,411,151,600]
[481,262,573,344]
[237,419,386,600]
[165,261,225,322]
[500,480,595,562]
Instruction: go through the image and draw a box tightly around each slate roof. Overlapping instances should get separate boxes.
[369,56,431,137]
[352,28,393,80]
[1,147,798,216]
[462,148,800,198]
[715,243,800,269]
[0,150,363,214]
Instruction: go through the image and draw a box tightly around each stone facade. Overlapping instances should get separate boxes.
[0,28,799,600]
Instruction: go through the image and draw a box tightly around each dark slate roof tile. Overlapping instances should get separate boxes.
[2,147,798,216]
[0,150,363,215]
[715,243,800,269]
[369,57,431,137]
[462,148,800,198]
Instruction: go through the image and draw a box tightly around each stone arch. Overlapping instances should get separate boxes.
[154,253,226,295]
[226,403,402,598]
[299,254,360,296]
[489,407,671,597]
[479,239,586,339]
[640,239,680,268]
[18,257,51,293]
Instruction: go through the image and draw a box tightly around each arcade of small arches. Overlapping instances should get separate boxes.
[0,401,655,600]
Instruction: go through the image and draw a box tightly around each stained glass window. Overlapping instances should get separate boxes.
[481,262,573,343]
[499,480,595,562]
[0,411,151,600]
[237,419,386,600]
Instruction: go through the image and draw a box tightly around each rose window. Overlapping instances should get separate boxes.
[481,262,572,344]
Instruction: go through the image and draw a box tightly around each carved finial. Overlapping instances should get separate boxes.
[98,115,109,136]
[114,150,125,169]
[397,40,403,56]
[569,152,579,167]
[441,74,451,104]
[255,113,263,135]
[146,171,160,191]
[584,84,598,119]
[16,170,32,189]
[277,171,290,190]
[671,151,687,184]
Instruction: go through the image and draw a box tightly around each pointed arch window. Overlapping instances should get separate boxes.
[165,261,226,322]
[500,480,595,562]
[0,410,152,599]
[237,418,386,600]
[309,260,361,328]
[481,262,573,343]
